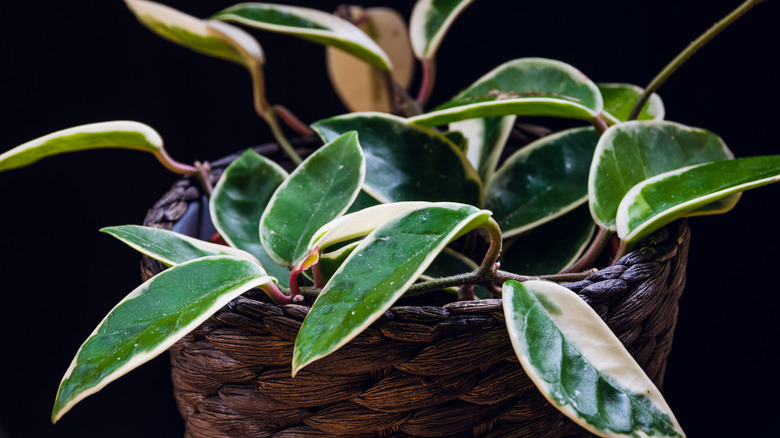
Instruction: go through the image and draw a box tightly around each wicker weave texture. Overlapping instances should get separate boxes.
[142,148,690,438]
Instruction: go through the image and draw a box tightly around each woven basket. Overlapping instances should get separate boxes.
[142,144,690,438]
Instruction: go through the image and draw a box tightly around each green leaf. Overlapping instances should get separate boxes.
[589,121,733,230]
[409,0,476,60]
[52,256,270,423]
[598,83,664,123]
[212,3,391,71]
[308,201,434,253]
[410,58,602,127]
[503,280,685,438]
[450,115,516,183]
[125,0,263,67]
[260,131,365,267]
[0,121,162,172]
[617,155,780,246]
[293,203,491,373]
[101,225,260,266]
[410,98,601,128]
[125,0,267,112]
[486,127,599,237]
[683,193,741,217]
[317,242,360,283]
[210,149,290,286]
[442,130,468,152]
[312,112,483,207]
[500,205,594,275]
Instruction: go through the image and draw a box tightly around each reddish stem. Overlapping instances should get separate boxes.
[260,282,293,305]
[273,105,315,137]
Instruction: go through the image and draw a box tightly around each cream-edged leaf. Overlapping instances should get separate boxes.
[409,0,476,60]
[293,203,491,374]
[52,256,271,423]
[101,225,262,267]
[410,97,601,128]
[124,0,267,113]
[0,121,162,173]
[213,2,391,71]
[598,83,664,123]
[313,112,483,206]
[411,58,603,128]
[486,127,599,237]
[503,280,685,438]
[450,115,516,183]
[210,149,290,286]
[308,201,434,252]
[500,205,594,275]
[260,131,365,267]
[616,156,780,246]
[125,0,264,67]
[589,120,733,230]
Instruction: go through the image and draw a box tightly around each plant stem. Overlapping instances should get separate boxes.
[628,0,766,120]
[311,261,325,289]
[416,58,436,107]
[592,113,609,135]
[562,226,613,273]
[193,161,213,196]
[479,218,503,272]
[495,269,596,285]
[153,148,198,176]
[264,107,303,165]
[406,270,483,295]
[273,105,315,137]
[405,266,596,297]
[611,240,631,266]
[260,281,294,305]
[380,70,401,115]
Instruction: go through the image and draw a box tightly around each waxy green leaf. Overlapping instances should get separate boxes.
[52,256,271,423]
[261,131,365,267]
[317,242,360,283]
[450,115,516,183]
[500,205,594,275]
[0,121,162,173]
[410,98,601,128]
[125,0,264,67]
[486,127,599,237]
[125,0,267,113]
[312,112,482,206]
[442,130,468,152]
[213,3,392,71]
[101,225,260,266]
[589,121,733,230]
[503,280,685,438]
[410,58,602,127]
[598,83,664,123]
[409,0,476,60]
[293,203,491,373]
[308,201,433,253]
[683,193,741,217]
[617,155,780,246]
[210,149,290,285]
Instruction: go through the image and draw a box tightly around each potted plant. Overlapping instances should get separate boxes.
[1,0,778,437]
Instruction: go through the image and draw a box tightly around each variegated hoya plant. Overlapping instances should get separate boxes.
[0,0,775,436]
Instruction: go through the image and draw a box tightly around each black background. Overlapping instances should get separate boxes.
[1,1,778,436]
